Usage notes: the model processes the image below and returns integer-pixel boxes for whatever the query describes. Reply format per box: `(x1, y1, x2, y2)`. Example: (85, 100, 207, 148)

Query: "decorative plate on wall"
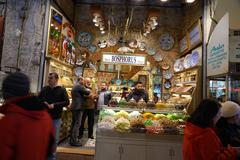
(163, 70, 173, 79)
(183, 54, 191, 69)
(107, 37, 117, 47)
(87, 44, 97, 53)
(153, 53, 163, 62)
(190, 50, 200, 67)
(129, 39, 139, 48)
(147, 47, 156, 56)
(116, 79, 122, 85)
(164, 80, 172, 89)
(138, 41, 146, 51)
(77, 32, 92, 47)
(74, 66, 83, 77)
(162, 63, 170, 70)
(128, 80, 134, 87)
(153, 76, 161, 84)
(174, 59, 181, 72)
(159, 33, 174, 51)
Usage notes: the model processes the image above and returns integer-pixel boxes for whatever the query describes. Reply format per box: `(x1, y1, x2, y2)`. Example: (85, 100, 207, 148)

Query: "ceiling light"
(143, 32, 148, 37)
(93, 18, 98, 23)
(151, 26, 156, 30)
(151, 18, 158, 26)
(55, 27, 58, 30)
(100, 26, 105, 31)
(186, 0, 195, 3)
(161, 0, 168, 2)
(95, 23, 99, 27)
(146, 30, 150, 34)
(101, 30, 105, 34)
(51, 24, 54, 27)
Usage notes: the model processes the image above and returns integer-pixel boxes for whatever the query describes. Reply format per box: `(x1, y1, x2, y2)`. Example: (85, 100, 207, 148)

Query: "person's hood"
(1, 96, 49, 120)
(184, 122, 214, 140)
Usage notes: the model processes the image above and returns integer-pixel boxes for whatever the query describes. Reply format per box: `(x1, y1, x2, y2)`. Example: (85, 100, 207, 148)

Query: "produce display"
(115, 117, 131, 132)
(98, 108, 188, 135)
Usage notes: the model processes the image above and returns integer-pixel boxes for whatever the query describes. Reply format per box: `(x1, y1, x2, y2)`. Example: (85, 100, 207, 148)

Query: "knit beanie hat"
(221, 101, 240, 118)
(2, 72, 30, 99)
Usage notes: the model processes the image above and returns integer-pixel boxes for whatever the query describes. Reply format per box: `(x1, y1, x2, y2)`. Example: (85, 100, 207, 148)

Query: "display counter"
(95, 106, 186, 160)
(96, 127, 183, 160)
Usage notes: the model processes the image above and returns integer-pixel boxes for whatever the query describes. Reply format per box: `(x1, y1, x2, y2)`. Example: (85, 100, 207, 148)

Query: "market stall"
(45, 6, 76, 141)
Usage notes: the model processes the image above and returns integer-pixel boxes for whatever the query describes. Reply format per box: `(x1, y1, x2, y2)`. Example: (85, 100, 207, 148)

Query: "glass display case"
(207, 74, 240, 104)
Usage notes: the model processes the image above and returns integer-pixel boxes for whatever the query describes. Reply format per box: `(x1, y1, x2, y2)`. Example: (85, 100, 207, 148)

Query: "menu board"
(179, 35, 189, 53)
(189, 20, 202, 48)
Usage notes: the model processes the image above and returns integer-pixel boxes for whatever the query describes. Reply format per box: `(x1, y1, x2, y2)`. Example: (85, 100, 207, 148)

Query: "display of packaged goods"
(98, 108, 188, 135)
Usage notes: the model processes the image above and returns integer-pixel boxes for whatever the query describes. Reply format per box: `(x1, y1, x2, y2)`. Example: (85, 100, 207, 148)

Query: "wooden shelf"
(175, 81, 197, 86)
(46, 56, 73, 68)
(174, 66, 199, 74)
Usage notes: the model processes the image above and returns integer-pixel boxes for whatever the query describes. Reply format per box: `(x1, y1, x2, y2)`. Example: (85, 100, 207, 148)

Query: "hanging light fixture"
(186, 0, 195, 3)
(160, 0, 168, 2)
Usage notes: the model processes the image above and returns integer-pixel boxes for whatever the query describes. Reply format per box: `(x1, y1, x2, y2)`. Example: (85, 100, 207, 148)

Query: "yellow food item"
(143, 112, 154, 120)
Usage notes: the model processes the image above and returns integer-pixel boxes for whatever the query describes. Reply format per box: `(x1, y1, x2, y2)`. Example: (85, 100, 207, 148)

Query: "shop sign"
(229, 30, 240, 62)
(102, 53, 146, 66)
(207, 13, 229, 76)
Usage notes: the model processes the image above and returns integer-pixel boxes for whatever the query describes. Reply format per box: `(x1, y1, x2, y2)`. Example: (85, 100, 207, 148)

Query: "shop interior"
(44, 0, 204, 158)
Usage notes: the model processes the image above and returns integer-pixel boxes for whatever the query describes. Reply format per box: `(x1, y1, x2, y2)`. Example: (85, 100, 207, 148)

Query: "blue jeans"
(48, 119, 62, 160)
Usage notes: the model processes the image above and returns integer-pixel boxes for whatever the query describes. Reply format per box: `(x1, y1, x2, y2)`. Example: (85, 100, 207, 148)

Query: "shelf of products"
(171, 66, 202, 113)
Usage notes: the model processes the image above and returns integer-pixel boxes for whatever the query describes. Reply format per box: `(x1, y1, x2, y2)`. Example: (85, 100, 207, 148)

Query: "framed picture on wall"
(138, 75, 148, 89)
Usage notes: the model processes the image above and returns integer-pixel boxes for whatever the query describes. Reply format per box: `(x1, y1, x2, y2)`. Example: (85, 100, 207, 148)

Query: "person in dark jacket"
(183, 99, 238, 160)
(0, 72, 54, 160)
(69, 77, 90, 146)
(79, 78, 97, 139)
(216, 101, 240, 147)
(39, 72, 69, 160)
(126, 81, 149, 103)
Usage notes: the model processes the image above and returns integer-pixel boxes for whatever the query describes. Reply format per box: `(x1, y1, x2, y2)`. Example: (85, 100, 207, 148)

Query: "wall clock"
(159, 33, 174, 51)
(77, 32, 92, 47)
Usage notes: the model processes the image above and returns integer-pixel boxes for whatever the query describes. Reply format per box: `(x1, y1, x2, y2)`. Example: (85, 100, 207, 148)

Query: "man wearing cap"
(39, 72, 69, 160)
(216, 101, 240, 147)
(0, 72, 54, 160)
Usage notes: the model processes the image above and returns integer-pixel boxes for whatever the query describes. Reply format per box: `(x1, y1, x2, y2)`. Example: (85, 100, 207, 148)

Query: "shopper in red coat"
(183, 99, 239, 160)
(0, 72, 54, 160)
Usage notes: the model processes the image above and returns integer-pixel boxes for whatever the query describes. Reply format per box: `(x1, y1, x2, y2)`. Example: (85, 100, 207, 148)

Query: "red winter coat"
(0, 96, 54, 160)
(183, 122, 237, 160)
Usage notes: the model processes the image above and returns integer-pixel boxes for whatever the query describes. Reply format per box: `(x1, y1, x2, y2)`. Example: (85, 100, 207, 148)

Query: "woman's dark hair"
(188, 99, 221, 128)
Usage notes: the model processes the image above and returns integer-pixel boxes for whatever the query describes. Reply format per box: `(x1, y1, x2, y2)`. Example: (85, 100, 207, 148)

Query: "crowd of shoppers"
(2, 72, 240, 160)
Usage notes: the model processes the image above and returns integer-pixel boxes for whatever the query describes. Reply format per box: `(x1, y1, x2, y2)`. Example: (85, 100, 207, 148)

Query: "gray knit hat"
(2, 72, 30, 99)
